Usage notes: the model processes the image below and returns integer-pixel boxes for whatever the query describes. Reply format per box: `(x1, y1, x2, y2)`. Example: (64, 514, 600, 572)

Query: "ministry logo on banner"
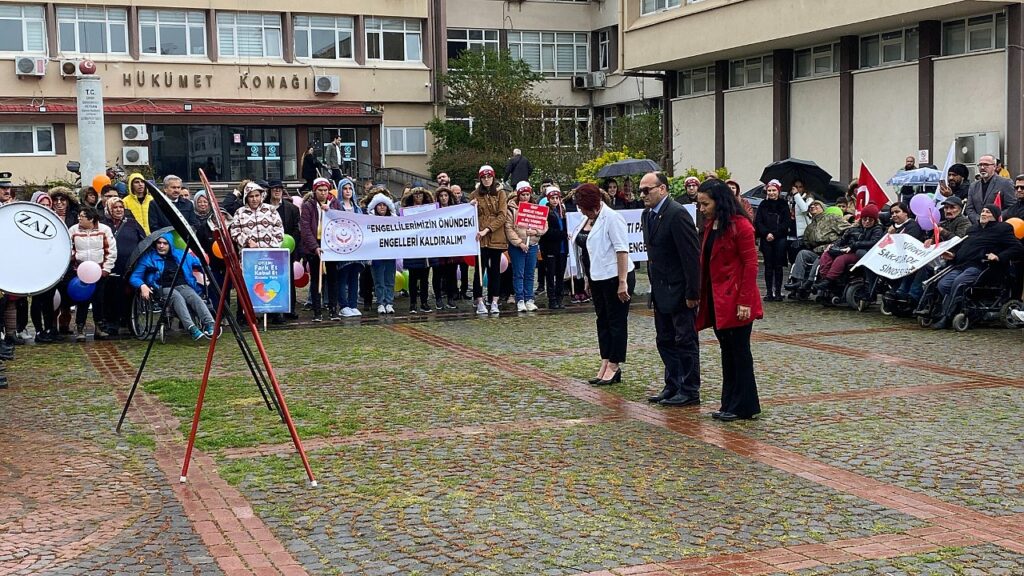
(320, 204, 480, 261)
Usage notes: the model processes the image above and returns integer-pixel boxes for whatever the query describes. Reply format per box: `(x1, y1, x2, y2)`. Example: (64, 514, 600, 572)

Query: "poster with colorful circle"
(241, 248, 292, 314)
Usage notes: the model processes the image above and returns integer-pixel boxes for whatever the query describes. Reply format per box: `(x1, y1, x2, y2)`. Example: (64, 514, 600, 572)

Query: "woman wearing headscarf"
(101, 195, 146, 337)
(571, 183, 635, 386)
(300, 178, 341, 321)
(753, 179, 791, 301)
(695, 180, 763, 422)
(230, 181, 284, 250)
(335, 178, 365, 317)
(470, 165, 508, 315)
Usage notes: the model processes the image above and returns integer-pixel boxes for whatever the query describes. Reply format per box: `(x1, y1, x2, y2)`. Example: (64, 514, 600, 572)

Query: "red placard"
(515, 202, 549, 230)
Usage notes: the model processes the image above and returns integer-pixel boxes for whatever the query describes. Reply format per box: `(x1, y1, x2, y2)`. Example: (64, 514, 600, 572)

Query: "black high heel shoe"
(594, 368, 621, 386)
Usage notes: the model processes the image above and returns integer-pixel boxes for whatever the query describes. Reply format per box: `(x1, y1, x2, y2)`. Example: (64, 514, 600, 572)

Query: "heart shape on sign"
(253, 280, 280, 303)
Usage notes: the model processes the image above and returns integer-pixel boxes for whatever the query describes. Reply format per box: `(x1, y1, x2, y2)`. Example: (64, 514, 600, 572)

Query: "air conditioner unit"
(571, 71, 607, 90)
(122, 146, 150, 165)
(121, 124, 148, 141)
(955, 131, 1001, 166)
(314, 75, 340, 94)
(15, 56, 46, 77)
(59, 59, 81, 78)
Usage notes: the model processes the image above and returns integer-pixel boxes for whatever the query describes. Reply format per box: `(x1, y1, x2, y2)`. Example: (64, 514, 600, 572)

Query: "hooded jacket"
(230, 193, 284, 249)
(832, 221, 885, 254)
(299, 191, 341, 256)
(336, 178, 363, 213)
(367, 193, 396, 217)
(101, 208, 146, 276)
(400, 186, 435, 210)
(128, 235, 204, 293)
(48, 186, 80, 228)
(122, 173, 154, 234)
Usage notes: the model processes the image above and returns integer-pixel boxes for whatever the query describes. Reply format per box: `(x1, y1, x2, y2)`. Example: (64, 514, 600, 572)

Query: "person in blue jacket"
(129, 234, 215, 340)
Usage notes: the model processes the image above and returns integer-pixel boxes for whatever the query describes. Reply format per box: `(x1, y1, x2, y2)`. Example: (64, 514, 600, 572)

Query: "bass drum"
(0, 201, 72, 295)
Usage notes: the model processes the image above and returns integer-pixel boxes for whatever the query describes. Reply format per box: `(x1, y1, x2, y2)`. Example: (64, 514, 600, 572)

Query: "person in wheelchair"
(931, 204, 1024, 330)
(812, 204, 884, 295)
(784, 200, 849, 298)
(129, 235, 215, 341)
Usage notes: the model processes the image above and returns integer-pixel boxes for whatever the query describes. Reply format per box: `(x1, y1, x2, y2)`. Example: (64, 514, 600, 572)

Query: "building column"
(282, 12, 294, 64)
(714, 59, 728, 168)
(355, 16, 366, 66)
(838, 35, 859, 183)
(431, 0, 447, 102)
(1008, 4, 1024, 174)
(772, 48, 793, 161)
(207, 9, 218, 62)
(45, 3, 57, 57)
(128, 6, 139, 60)
(918, 20, 940, 163)
(662, 71, 676, 175)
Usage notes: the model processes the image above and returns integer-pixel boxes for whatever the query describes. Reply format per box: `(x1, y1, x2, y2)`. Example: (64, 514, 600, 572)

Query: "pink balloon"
(500, 253, 509, 273)
(293, 261, 306, 280)
(77, 261, 102, 284)
(53, 291, 61, 309)
(291, 195, 304, 207)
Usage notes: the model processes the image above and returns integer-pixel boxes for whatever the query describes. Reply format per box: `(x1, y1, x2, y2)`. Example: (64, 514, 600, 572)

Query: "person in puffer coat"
(229, 181, 284, 249)
(753, 179, 791, 301)
(68, 206, 117, 340)
(813, 203, 884, 293)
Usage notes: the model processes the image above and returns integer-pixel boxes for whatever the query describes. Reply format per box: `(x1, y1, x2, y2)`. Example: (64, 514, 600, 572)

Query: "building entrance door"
(311, 127, 373, 180)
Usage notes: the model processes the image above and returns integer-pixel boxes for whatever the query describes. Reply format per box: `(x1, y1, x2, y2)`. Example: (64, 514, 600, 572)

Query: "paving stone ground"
(2, 297, 1023, 575)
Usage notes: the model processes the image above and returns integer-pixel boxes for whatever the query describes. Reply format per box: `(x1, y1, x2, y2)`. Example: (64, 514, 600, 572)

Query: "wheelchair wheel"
(131, 292, 150, 340)
(952, 312, 970, 332)
(1000, 300, 1024, 329)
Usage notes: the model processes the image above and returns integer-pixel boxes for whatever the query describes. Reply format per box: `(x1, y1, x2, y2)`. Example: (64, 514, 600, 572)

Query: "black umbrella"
(596, 158, 661, 178)
(126, 226, 175, 275)
(759, 158, 833, 194)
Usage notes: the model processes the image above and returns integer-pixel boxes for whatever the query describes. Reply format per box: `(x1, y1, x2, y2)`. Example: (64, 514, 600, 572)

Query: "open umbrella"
(886, 167, 943, 187)
(126, 226, 175, 276)
(759, 158, 833, 194)
(596, 158, 661, 178)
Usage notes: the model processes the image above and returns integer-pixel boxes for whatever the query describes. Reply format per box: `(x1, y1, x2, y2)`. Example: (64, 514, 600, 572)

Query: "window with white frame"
(385, 127, 426, 154)
(540, 107, 590, 148)
(447, 28, 498, 63)
(598, 29, 610, 71)
(793, 43, 839, 79)
(366, 17, 422, 62)
(57, 6, 128, 54)
(294, 15, 353, 60)
(678, 65, 715, 96)
(0, 125, 54, 156)
(216, 12, 282, 58)
(942, 13, 1007, 56)
(0, 5, 45, 53)
(603, 106, 618, 143)
(641, 0, 681, 16)
(859, 28, 918, 69)
(508, 31, 589, 78)
(139, 10, 206, 56)
(729, 55, 772, 88)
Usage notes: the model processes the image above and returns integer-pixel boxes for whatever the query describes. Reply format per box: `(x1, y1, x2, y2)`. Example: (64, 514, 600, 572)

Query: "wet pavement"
(1, 297, 1023, 575)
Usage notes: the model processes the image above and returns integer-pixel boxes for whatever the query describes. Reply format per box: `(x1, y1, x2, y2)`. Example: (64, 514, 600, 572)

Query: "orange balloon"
(92, 174, 112, 193)
(212, 242, 224, 259)
(1006, 217, 1024, 240)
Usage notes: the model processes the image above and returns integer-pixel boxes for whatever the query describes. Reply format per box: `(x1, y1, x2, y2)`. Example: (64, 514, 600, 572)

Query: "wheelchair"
(130, 284, 216, 343)
(949, 263, 1023, 332)
(814, 264, 871, 311)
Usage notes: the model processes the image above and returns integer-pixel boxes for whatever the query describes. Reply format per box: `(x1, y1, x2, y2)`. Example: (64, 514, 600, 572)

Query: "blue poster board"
(241, 248, 292, 314)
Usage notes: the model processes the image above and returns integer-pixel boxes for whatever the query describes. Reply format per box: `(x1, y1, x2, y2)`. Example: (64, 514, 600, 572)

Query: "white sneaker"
(490, 301, 501, 315)
(517, 300, 527, 312)
(1012, 309, 1024, 322)
(476, 301, 488, 315)
(385, 304, 395, 314)
(525, 300, 538, 311)
(17, 330, 30, 340)
(340, 307, 355, 317)
(351, 308, 362, 316)
(377, 304, 386, 314)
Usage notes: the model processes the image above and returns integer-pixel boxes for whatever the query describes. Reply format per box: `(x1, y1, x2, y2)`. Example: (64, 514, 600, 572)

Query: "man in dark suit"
(639, 171, 702, 406)
(965, 154, 1016, 226)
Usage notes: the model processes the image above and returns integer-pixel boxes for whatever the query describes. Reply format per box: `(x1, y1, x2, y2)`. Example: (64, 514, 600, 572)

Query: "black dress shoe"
(716, 412, 739, 421)
(588, 376, 603, 384)
(594, 368, 622, 386)
(659, 394, 700, 407)
(711, 411, 723, 419)
(647, 389, 672, 403)
(931, 317, 949, 330)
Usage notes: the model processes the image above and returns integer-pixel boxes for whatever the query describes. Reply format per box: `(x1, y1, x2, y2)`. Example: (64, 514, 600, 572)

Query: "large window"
(598, 29, 610, 71)
(384, 127, 427, 154)
(140, 10, 206, 56)
(0, 5, 45, 53)
(539, 108, 590, 149)
(366, 17, 422, 62)
(57, 6, 128, 54)
(508, 31, 589, 78)
(729, 55, 772, 88)
(216, 12, 282, 58)
(447, 28, 498, 63)
(942, 13, 1007, 56)
(294, 15, 353, 60)
(860, 28, 918, 69)
(793, 43, 839, 79)
(0, 125, 54, 156)
(678, 65, 715, 96)
(641, 0, 680, 16)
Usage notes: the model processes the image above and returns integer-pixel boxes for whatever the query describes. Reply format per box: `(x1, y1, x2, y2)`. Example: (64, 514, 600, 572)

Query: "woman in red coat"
(695, 180, 764, 421)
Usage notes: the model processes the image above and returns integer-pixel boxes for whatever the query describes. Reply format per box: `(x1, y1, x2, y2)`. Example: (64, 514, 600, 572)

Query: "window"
(57, 6, 127, 54)
(641, 0, 680, 16)
(0, 125, 54, 156)
(729, 55, 772, 88)
(0, 5, 45, 53)
(540, 108, 590, 148)
(508, 31, 589, 77)
(294, 15, 353, 60)
(943, 13, 1007, 56)
(366, 17, 422, 62)
(793, 43, 839, 79)
(678, 65, 715, 96)
(598, 29, 610, 71)
(603, 106, 618, 143)
(217, 12, 282, 58)
(139, 10, 206, 56)
(859, 28, 918, 69)
(384, 127, 426, 154)
(447, 28, 498, 63)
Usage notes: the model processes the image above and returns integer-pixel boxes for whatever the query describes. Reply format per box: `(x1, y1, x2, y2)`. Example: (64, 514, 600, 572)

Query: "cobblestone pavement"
(1, 298, 1023, 575)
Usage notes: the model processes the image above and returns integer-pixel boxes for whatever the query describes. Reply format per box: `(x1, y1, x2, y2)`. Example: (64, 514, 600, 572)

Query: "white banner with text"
(320, 204, 480, 261)
(853, 233, 964, 279)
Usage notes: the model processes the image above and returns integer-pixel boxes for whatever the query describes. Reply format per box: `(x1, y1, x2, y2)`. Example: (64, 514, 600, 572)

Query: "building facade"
(623, 0, 1024, 190)
(0, 0, 656, 186)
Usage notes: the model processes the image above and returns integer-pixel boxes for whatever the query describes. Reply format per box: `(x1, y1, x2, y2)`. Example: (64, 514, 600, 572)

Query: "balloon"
(463, 256, 476, 267)
(281, 234, 296, 253)
(212, 242, 224, 259)
(917, 213, 935, 231)
(76, 261, 102, 284)
(394, 271, 407, 292)
(824, 206, 843, 217)
(294, 273, 309, 288)
(292, 195, 304, 207)
(930, 206, 941, 224)
(500, 253, 509, 273)
(456, 267, 461, 281)
(53, 291, 61, 309)
(909, 193, 933, 216)
(171, 231, 187, 250)
(92, 174, 111, 194)
(67, 277, 96, 303)
(539, 197, 549, 206)
(396, 258, 404, 272)
(1007, 217, 1024, 240)
(293, 261, 306, 280)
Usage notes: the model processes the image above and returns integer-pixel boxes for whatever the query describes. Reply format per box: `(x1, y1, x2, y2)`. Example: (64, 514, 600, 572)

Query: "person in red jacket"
(695, 180, 763, 422)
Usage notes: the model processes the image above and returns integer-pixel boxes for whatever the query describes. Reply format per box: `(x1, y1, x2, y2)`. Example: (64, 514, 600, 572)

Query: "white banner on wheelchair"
(853, 233, 964, 280)
(319, 204, 480, 261)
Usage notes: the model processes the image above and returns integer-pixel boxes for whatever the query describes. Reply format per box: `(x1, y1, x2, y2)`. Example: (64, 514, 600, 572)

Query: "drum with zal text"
(0, 201, 72, 295)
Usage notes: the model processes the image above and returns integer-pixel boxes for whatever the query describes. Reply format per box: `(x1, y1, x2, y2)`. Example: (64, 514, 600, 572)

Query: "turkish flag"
(856, 162, 896, 215)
